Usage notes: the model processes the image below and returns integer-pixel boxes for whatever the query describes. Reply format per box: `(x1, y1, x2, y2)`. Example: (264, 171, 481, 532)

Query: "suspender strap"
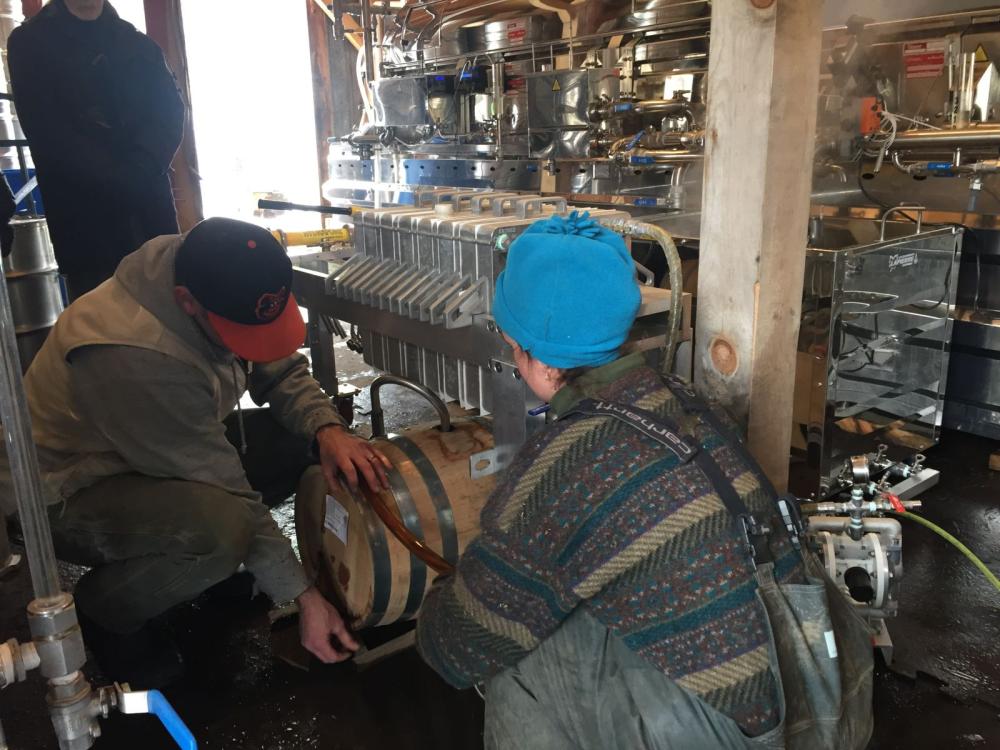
(663, 375, 804, 549)
(688, 441, 774, 568)
(663, 375, 778, 488)
(566, 399, 699, 464)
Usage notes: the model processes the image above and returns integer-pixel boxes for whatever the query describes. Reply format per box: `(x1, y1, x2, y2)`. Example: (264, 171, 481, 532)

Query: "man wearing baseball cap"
(0, 217, 387, 686)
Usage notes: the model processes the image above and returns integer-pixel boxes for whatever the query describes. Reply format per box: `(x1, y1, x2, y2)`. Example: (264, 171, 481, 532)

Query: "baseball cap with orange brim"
(175, 217, 306, 363)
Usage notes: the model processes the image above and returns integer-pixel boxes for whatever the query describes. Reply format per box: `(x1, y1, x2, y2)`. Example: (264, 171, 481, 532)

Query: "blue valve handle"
(147, 691, 197, 750)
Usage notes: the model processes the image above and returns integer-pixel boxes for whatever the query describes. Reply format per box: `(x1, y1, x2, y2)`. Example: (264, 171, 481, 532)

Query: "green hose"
(888, 510, 1000, 593)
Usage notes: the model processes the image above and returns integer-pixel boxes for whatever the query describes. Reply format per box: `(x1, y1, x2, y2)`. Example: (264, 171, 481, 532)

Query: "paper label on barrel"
(324, 495, 349, 546)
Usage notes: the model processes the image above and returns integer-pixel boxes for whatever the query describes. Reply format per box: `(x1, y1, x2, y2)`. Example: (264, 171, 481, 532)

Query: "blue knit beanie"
(493, 211, 641, 369)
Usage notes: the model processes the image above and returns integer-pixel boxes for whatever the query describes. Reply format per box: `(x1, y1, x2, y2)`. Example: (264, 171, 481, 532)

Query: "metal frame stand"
(890, 467, 940, 501)
(0, 513, 19, 579)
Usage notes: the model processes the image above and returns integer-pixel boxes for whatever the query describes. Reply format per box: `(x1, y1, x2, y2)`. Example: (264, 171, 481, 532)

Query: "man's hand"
(296, 586, 360, 663)
(316, 424, 391, 495)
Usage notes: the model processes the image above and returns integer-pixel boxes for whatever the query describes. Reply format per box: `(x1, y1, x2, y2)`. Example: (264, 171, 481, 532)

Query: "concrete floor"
(2, 342, 999, 749)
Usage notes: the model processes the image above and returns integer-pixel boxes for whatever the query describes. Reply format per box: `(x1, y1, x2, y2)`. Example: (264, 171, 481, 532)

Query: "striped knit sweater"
(416, 353, 805, 736)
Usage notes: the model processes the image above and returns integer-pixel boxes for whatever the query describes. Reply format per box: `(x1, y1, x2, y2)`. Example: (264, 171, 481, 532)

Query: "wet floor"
(2, 344, 998, 748)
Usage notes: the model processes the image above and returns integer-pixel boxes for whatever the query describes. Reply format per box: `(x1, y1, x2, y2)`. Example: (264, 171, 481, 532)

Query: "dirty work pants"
(47, 408, 312, 634)
(484, 607, 784, 750)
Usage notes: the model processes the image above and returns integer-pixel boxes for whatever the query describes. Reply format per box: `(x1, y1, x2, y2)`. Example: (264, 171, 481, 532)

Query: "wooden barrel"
(296, 417, 495, 628)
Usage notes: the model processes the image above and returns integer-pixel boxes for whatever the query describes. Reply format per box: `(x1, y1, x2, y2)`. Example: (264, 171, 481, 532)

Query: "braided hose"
(887, 509, 1000, 593)
(603, 219, 684, 375)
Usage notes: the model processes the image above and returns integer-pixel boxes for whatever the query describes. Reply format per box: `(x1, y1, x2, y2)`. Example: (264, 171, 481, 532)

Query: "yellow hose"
(889, 509, 1000, 593)
(271, 228, 351, 247)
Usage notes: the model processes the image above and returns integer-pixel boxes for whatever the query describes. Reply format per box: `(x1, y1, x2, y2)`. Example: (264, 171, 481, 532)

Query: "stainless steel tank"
(7, 271, 62, 334)
(469, 14, 560, 52)
(3, 218, 63, 372)
(619, 0, 709, 27)
(792, 218, 962, 498)
(422, 21, 469, 61)
(3, 218, 56, 275)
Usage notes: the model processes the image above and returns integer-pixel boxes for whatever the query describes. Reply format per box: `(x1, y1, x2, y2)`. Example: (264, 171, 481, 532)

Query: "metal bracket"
(470, 448, 501, 479)
(888, 467, 940, 501)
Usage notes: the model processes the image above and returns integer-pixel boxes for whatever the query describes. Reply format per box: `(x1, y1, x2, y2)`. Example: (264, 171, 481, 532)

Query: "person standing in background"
(8, 0, 185, 301)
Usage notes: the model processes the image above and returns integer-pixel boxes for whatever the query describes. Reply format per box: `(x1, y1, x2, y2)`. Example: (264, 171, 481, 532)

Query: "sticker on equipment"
(824, 630, 838, 659)
(325, 495, 349, 545)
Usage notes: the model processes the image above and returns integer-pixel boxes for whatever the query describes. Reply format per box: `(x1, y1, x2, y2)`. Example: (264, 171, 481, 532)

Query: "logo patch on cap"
(255, 287, 288, 322)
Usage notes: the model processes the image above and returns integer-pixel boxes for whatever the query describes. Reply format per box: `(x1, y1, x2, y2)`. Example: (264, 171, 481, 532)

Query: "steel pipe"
(369, 374, 452, 439)
(640, 130, 704, 150)
(622, 150, 705, 165)
(383, 18, 710, 73)
(596, 100, 696, 127)
(0, 274, 59, 600)
(360, 0, 375, 86)
(634, 100, 695, 119)
(891, 149, 1000, 178)
(892, 126, 1000, 149)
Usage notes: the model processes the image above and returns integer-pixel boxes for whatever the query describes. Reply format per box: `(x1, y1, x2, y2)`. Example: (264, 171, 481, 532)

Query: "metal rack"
(0, 92, 38, 217)
(379, 15, 711, 76)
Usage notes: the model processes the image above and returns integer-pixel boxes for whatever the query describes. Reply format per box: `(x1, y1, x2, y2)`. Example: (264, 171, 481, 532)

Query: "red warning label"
(903, 40, 946, 79)
(507, 19, 527, 43)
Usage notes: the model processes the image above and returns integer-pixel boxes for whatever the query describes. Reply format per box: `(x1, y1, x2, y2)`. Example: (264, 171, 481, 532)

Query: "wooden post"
(694, 0, 823, 491)
(306, 0, 337, 204)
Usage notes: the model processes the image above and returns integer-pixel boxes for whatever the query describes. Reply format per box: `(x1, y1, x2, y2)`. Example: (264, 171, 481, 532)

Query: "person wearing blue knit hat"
(417, 213, 826, 749)
(493, 210, 641, 372)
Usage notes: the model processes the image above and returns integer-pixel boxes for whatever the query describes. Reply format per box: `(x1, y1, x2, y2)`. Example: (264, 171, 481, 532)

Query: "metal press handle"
(879, 204, 925, 241)
(491, 196, 519, 217)
(472, 192, 517, 215)
(451, 194, 479, 212)
(452, 193, 498, 214)
(256, 199, 353, 216)
(416, 189, 458, 207)
(515, 197, 568, 218)
(369, 374, 452, 438)
(453, 192, 505, 213)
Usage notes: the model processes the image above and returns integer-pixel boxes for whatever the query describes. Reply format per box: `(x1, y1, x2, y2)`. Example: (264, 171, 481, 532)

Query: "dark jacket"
(8, 0, 185, 276)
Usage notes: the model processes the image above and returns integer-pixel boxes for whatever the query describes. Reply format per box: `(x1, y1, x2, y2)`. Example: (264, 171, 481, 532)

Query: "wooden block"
(353, 630, 416, 670)
(270, 616, 312, 672)
(989, 452, 1000, 472)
